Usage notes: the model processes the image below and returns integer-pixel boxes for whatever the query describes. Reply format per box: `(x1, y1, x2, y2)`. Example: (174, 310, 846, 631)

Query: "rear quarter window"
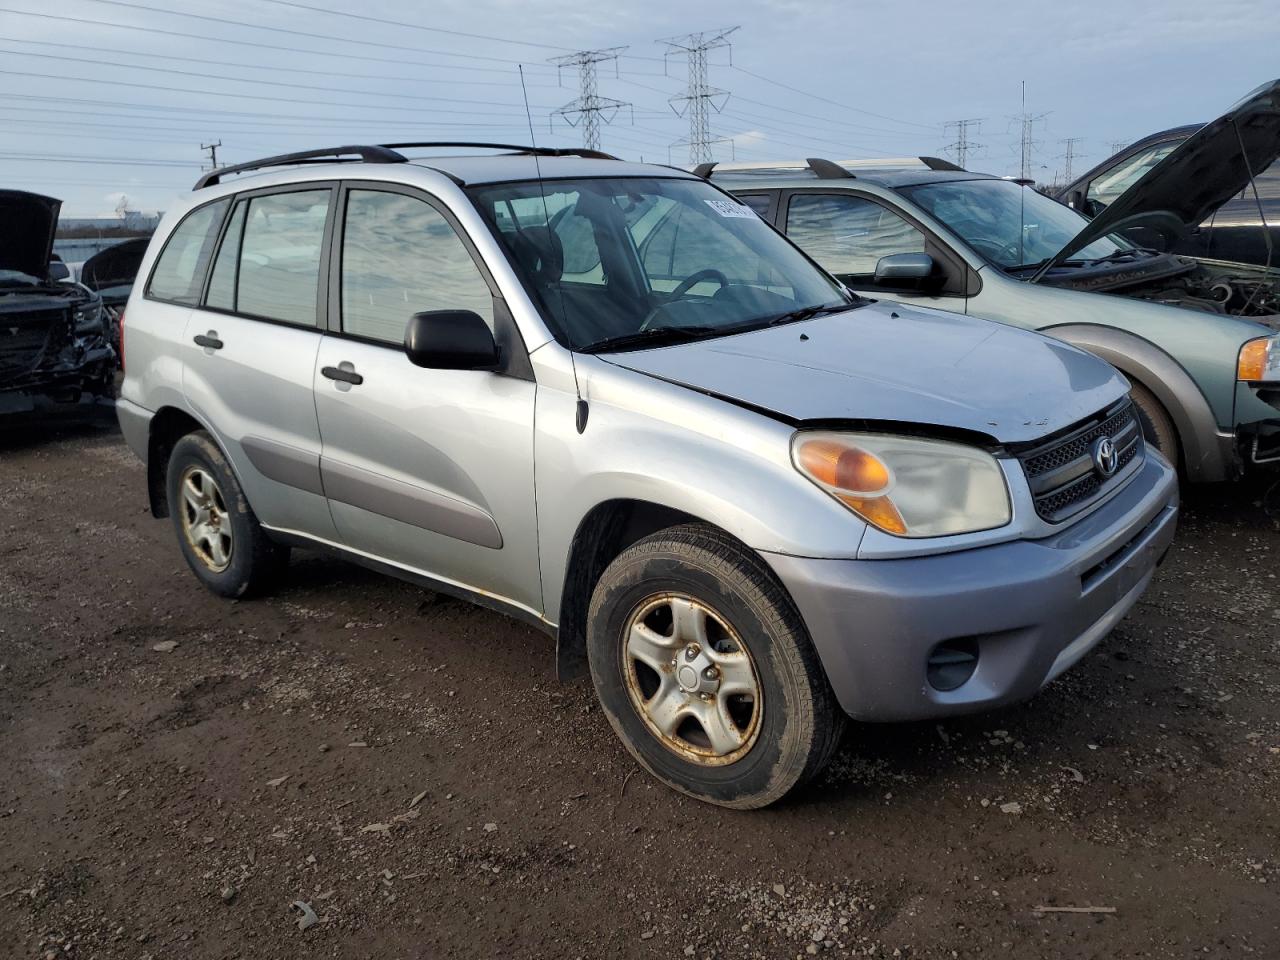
(145, 199, 230, 304)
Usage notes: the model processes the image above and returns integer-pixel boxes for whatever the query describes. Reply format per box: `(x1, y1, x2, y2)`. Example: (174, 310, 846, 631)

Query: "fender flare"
(1042, 323, 1234, 481)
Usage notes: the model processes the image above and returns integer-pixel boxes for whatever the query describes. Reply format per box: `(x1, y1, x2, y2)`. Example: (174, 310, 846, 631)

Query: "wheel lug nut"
(699, 692, 712, 701)
(703, 667, 719, 680)
(685, 644, 700, 660)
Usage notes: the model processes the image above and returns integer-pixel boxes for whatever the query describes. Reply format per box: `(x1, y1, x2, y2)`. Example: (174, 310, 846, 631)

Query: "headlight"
(791, 432, 1011, 538)
(1238, 335, 1280, 383)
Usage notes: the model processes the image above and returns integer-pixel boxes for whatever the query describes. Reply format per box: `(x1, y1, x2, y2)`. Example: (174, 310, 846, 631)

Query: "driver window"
(785, 194, 925, 281)
(1085, 141, 1178, 215)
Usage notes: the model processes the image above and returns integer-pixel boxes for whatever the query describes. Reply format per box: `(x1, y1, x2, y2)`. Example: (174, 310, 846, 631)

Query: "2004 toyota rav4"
(116, 143, 1178, 808)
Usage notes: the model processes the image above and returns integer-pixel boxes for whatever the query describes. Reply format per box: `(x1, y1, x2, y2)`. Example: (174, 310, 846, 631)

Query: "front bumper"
(764, 453, 1179, 722)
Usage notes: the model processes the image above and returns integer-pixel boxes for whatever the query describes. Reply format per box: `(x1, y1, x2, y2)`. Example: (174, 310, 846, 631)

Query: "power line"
(0, 37, 562, 88)
(549, 48, 632, 152)
(251, 0, 571, 51)
(0, 5, 561, 71)
(942, 118, 984, 168)
(659, 27, 739, 164)
(729, 65, 938, 132)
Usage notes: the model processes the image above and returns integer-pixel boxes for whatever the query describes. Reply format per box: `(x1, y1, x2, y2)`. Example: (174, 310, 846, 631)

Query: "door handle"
(321, 364, 364, 386)
(193, 332, 223, 350)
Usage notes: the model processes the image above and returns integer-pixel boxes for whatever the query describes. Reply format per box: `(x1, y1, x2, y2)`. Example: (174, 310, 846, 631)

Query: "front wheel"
(586, 524, 844, 809)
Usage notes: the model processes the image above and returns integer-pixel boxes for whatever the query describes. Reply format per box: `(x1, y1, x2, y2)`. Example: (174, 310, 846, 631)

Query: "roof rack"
(691, 161, 717, 179)
(194, 145, 403, 190)
(806, 157, 855, 179)
(193, 141, 621, 190)
(919, 156, 965, 172)
(697, 156, 968, 181)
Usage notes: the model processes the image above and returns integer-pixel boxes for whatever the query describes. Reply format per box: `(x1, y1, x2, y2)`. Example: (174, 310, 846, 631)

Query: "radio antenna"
(519, 64, 588, 434)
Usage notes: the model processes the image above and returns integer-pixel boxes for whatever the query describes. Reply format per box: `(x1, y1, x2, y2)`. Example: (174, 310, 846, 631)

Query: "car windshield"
(899, 178, 1133, 270)
(468, 177, 853, 350)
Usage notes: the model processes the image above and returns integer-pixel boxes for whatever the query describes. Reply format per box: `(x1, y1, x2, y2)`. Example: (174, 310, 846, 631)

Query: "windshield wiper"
(763, 302, 860, 328)
(578, 325, 720, 354)
(1087, 248, 1158, 265)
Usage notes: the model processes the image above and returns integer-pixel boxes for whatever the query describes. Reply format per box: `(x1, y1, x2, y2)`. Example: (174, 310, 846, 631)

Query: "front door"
(312, 185, 541, 616)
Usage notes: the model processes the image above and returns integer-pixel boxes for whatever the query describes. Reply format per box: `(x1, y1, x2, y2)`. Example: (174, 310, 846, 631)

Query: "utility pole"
(1010, 81, 1048, 180)
(1059, 137, 1083, 183)
(942, 118, 983, 168)
(548, 48, 632, 152)
(658, 26, 739, 164)
(201, 140, 222, 171)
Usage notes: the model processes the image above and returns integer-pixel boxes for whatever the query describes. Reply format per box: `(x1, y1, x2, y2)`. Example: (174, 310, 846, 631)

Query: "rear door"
(182, 184, 338, 540)
(780, 190, 972, 311)
(312, 183, 540, 615)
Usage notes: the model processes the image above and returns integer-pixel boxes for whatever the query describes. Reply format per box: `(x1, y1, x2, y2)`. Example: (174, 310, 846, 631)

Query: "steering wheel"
(968, 237, 1024, 263)
(639, 269, 729, 330)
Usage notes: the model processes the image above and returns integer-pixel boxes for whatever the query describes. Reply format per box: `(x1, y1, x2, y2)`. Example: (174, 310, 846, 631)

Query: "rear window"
(146, 199, 229, 304)
(235, 190, 330, 326)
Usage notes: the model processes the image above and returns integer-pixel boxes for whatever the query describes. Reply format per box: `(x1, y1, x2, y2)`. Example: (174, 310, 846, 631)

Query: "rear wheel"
(166, 430, 288, 598)
(1129, 381, 1179, 468)
(586, 524, 844, 809)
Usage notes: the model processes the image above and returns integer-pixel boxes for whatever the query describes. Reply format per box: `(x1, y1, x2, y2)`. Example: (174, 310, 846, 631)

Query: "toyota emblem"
(1092, 435, 1119, 478)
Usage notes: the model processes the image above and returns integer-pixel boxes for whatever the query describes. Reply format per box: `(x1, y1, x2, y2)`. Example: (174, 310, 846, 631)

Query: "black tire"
(586, 523, 844, 809)
(166, 430, 288, 598)
(1129, 381, 1179, 468)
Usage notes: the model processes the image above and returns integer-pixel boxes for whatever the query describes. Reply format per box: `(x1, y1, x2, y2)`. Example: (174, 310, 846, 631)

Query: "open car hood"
(1035, 78, 1280, 278)
(80, 237, 149, 292)
(0, 190, 61, 279)
(605, 302, 1128, 445)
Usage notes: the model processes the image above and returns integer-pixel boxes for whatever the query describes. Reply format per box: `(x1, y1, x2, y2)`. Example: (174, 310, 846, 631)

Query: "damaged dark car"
(1, 190, 116, 415)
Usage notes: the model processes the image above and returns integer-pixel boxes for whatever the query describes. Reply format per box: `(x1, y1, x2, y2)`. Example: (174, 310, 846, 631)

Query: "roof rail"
(691, 161, 717, 179)
(806, 157, 855, 179)
(193, 141, 624, 191)
(919, 156, 965, 172)
(194, 145, 405, 190)
(381, 142, 619, 161)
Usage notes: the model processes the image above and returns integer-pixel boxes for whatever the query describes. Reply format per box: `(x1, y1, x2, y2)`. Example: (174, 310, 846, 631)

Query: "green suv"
(710, 79, 1280, 482)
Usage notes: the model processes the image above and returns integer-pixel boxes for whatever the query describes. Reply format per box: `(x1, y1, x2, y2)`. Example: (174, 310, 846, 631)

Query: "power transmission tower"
(201, 140, 222, 170)
(548, 47, 632, 152)
(1009, 81, 1048, 180)
(1059, 137, 1083, 183)
(942, 118, 984, 168)
(1109, 139, 1127, 155)
(658, 26, 739, 164)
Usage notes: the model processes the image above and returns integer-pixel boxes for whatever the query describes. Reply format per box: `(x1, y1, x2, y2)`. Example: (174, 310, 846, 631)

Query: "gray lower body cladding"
(765, 454, 1179, 722)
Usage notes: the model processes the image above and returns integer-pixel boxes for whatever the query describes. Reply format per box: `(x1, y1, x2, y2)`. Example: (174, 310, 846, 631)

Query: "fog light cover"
(927, 637, 979, 691)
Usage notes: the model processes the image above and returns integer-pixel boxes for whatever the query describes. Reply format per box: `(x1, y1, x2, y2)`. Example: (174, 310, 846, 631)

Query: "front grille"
(1018, 401, 1144, 523)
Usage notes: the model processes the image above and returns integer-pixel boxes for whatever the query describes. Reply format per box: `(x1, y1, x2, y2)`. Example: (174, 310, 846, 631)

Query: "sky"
(2, 0, 1278, 217)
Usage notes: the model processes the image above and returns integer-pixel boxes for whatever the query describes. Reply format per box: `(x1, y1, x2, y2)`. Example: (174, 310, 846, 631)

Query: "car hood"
(604, 302, 1128, 444)
(1036, 78, 1280, 276)
(80, 237, 149, 292)
(0, 190, 61, 279)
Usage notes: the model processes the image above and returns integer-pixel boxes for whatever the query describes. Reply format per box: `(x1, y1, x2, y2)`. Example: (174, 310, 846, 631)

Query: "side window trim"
(194, 181, 338, 331)
(143, 197, 231, 307)
(779, 188, 979, 298)
(325, 180, 532, 378)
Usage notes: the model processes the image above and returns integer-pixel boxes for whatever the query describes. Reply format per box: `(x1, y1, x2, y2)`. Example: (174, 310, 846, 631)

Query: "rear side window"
(340, 189, 493, 345)
(786, 194, 926, 279)
(235, 190, 330, 326)
(146, 199, 228, 304)
(205, 199, 246, 312)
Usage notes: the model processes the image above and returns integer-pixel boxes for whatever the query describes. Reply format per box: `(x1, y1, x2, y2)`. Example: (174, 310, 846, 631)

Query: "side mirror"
(874, 253, 934, 286)
(404, 310, 500, 371)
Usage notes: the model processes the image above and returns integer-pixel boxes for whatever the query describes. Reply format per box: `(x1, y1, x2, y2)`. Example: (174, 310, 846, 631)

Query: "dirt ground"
(0, 409, 1277, 960)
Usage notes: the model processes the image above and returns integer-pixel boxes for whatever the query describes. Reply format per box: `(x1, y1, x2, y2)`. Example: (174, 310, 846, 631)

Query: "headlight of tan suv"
(1238, 335, 1280, 383)
(792, 432, 1012, 538)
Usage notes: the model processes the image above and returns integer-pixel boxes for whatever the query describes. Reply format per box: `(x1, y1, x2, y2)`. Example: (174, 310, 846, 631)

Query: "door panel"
(183, 313, 335, 539)
(314, 185, 541, 614)
(313, 338, 539, 611)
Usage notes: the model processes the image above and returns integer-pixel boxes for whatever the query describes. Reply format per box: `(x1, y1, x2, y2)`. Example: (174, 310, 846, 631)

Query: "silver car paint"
(606, 301, 1129, 444)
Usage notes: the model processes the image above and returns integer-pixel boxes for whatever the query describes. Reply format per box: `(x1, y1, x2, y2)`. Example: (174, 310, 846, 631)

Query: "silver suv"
(117, 143, 1179, 808)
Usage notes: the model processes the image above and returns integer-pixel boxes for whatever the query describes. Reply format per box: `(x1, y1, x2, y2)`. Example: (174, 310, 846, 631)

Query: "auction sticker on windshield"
(705, 199, 757, 218)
